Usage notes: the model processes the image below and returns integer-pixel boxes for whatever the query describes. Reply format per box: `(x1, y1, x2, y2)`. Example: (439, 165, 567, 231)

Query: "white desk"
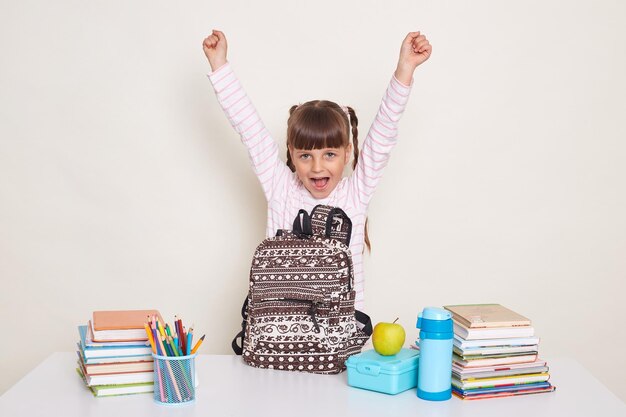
(0, 353, 624, 417)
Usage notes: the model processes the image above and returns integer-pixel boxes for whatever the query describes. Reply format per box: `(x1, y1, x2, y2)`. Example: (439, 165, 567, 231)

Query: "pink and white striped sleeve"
(350, 74, 412, 207)
(207, 63, 287, 201)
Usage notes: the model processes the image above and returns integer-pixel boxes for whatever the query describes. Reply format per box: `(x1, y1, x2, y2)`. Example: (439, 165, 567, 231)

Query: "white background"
(1, 0, 624, 402)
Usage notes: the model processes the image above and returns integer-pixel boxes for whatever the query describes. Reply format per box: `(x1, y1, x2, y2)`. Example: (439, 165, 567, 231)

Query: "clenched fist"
(395, 32, 432, 85)
(203, 29, 228, 72)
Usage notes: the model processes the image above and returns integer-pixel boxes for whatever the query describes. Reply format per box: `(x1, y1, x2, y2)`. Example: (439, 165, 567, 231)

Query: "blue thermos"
(416, 307, 453, 401)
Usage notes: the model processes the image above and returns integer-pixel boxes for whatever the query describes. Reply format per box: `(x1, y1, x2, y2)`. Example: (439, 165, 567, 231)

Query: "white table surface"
(1, 353, 624, 417)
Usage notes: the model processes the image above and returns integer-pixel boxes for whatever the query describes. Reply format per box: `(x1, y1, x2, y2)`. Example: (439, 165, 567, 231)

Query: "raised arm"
(203, 30, 288, 202)
(351, 32, 432, 207)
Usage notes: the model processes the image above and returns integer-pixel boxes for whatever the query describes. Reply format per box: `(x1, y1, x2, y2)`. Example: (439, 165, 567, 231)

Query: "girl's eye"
(299, 154, 311, 160)
(325, 152, 336, 158)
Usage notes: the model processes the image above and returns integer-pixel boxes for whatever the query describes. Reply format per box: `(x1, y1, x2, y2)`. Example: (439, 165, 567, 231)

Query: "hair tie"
(341, 106, 350, 117)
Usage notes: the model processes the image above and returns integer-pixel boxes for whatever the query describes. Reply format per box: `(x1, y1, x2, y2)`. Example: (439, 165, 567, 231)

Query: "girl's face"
(289, 145, 352, 199)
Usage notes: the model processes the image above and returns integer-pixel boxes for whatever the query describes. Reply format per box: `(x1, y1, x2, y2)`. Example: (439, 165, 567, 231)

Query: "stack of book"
(76, 310, 161, 397)
(443, 304, 556, 400)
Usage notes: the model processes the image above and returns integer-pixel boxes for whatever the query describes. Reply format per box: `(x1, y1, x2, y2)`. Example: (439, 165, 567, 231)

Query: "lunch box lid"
(346, 348, 419, 376)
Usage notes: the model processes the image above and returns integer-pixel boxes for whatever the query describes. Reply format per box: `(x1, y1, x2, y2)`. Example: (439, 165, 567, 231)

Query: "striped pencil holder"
(152, 353, 197, 406)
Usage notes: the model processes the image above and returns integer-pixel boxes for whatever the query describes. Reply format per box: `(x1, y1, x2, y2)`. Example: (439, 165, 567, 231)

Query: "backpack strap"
(292, 209, 313, 239)
(355, 309, 373, 336)
(311, 205, 352, 245)
(231, 297, 248, 355)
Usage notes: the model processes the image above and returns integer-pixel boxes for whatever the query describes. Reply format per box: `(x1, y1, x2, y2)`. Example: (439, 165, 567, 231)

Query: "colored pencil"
(178, 319, 186, 354)
(162, 336, 174, 356)
(158, 335, 182, 401)
(191, 335, 205, 354)
(168, 336, 180, 357)
(180, 319, 187, 352)
(155, 357, 166, 401)
(162, 348, 182, 400)
(157, 318, 166, 338)
(174, 318, 180, 348)
(187, 328, 193, 356)
(144, 323, 156, 354)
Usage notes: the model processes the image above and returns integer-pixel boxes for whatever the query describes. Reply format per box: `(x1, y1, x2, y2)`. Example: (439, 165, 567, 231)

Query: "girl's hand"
(395, 31, 432, 85)
(203, 29, 228, 72)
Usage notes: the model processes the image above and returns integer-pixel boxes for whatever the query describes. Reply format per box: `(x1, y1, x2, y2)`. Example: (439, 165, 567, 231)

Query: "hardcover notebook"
(453, 322, 535, 340)
(78, 325, 152, 360)
(452, 372, 550, 390)
(452, 381, 555, 400)
(76, 368, 154, 397)
(453, 335, 540, 349)
(452, 358, 548, 378)
(444, 304, 531, 328)
(91, 310, 162, 342)
(452, 353, 539, 368)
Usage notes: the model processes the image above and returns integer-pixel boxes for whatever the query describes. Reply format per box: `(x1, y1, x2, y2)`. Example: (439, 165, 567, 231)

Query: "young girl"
(203, 30, 431, 310)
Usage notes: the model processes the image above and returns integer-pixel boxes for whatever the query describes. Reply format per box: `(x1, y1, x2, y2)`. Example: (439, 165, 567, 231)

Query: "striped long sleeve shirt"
(208, 63, 412, 309)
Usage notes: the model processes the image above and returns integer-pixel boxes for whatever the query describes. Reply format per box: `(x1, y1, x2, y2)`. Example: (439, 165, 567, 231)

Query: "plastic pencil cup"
(152, 353, 197, 406)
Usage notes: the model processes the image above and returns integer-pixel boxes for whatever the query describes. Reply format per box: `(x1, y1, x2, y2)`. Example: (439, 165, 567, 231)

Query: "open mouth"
(311, 177, 329, 190)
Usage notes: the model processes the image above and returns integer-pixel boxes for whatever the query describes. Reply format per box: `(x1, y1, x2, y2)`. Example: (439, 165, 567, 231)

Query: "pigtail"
(346, 106, 370, 253)
(286, 104, 299, 172)
(346, 106, 359, 170)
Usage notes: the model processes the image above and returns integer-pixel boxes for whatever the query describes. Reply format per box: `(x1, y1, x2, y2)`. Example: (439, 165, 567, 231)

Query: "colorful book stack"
(443, 304, 556, 400)
(76, 310, 161, 397)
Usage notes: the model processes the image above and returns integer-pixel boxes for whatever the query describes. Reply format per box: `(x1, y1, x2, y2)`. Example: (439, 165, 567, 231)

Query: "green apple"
(372, 318, 406, 356)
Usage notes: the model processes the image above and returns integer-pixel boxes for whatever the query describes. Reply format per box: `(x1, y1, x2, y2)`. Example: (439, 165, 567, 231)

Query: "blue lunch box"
(345, 348, 420, 395)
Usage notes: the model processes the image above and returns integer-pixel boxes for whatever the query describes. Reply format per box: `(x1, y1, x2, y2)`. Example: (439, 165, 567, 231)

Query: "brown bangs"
(287, 101, 349, 150)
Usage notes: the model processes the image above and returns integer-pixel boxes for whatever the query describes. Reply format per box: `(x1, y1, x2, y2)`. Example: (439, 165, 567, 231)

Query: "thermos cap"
(419, 307, 452, 321)
(416, 307, 453, 335)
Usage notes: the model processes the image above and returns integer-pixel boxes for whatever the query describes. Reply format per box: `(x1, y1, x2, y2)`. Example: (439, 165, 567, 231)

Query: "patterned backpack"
(232, 205, 372, 374)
